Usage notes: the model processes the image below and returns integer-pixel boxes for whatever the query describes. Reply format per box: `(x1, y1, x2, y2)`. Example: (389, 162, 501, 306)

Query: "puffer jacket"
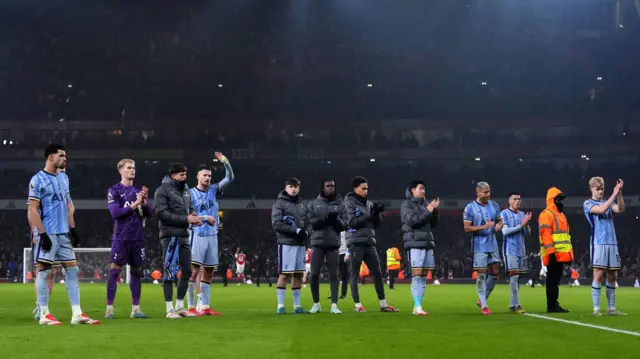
(401, 187, 439, 250)
(271, 191, 308, 246)
(154, 175, 194, 239)
(306, 194, 348, 248)
(344, 192, 381, 247)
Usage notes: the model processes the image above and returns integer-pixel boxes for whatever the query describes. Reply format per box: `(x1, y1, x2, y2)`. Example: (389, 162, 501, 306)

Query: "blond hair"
(117, 158, 135, 170)
(476, 181, 490, 190)
(589, 176, 604, 189)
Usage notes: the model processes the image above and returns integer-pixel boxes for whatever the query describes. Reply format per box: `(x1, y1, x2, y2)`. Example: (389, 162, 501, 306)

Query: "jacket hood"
(317, 193, 342, 202)
(278, 190, 301, 203)
(161, 175, 182, 188)
(545, 187, 564, 212)
(162, 175, 187, 190)
(405, 187, 426, 202)
(345, 191, 366, 203)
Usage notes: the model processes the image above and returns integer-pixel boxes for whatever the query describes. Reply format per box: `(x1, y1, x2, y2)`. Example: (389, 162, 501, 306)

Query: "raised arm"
(613, 191, 625, 214)
(215, 152, 235, 193)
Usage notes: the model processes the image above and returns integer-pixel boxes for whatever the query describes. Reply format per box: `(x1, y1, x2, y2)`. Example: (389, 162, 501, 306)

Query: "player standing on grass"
(463, 181, 503, 316)
(185, 152, 234, 316)
(401, 180, 440, 316)
(154, 163, 204, 319)
(235, 248, 246, 285)
(306, 180, 348, 314)
(500, 192, 532, 314)
(104, 159, 153, 319)
(31, 168, 66, 321)
(303, 248, 311, 288)
(271, 177, 309, 314)
(29, 143, 99, 325)
(345, 176, 399, 313)
(583, 177, 626, 316)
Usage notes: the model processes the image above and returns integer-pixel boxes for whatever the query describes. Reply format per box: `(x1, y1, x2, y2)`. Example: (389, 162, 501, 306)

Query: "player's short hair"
(351, 176, 368, 189)
(476, 181, 490, 190)
(117, 158, 135, 170)
(198, 164, 212, 172)
(285, 177, 300, 187)
(44, 143, 66, 159)
(169, 163, 188, 175)
(508, 192, 520, 198)
(408, 180, 425, 190)
(589, 176, 604, 189)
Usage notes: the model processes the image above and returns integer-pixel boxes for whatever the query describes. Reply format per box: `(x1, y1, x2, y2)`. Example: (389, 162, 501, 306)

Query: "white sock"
(132, 305, 140, 312)
(277, 303, 285, 309)
(355, 302, 362, 308)
(165, 301, 174, 313)
(175, 299, 184, 309)
(379, 299, 387, 308)
(332, 303, 338, 308)
(314, 302, 320, 306)
(40, 305, 50, 316)
(106, 305, 114, 311)
(71, 305, 82, 317)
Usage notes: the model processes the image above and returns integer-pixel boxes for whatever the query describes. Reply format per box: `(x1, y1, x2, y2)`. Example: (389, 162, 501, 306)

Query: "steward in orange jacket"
(538, 187, 573, 313)
(386, 246, 401, 290)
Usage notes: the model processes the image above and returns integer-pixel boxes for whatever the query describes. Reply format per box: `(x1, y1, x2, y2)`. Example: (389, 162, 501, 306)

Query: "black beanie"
(169, 163, 188, 175)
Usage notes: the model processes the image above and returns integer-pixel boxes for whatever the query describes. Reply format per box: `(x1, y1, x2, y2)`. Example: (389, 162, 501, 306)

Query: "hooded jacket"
(306, 193, 348, 248)
(271, 191, 308, 246)
(344, 192, 381, 247)
(154, 175, 194, 239)
(401, 187, 439, 250)
(538, 187, 573, 265)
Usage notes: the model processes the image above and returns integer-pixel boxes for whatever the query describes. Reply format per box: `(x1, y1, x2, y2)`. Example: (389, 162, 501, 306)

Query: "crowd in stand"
(2, 209, 638, 283)
(1, 1, 639, 122)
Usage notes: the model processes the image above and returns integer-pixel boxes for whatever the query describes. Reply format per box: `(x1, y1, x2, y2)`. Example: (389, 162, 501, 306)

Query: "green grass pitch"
(1, 283, 639, 359)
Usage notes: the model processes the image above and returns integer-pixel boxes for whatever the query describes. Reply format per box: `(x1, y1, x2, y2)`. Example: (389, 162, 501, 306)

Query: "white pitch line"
(524, 313, 640, 337)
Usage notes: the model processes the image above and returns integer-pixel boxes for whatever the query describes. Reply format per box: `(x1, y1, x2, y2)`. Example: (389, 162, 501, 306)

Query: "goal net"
(22, 247, 130, 284)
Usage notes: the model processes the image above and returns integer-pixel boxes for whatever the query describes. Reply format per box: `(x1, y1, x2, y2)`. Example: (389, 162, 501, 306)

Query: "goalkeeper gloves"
(40, 233, 52, 252)
(70, 228, 80, 247)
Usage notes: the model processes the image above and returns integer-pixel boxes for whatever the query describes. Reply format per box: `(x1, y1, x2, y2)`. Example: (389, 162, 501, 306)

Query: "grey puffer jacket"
(154, 176, 194, 239)
(344, 192, 381, 247)
(400, 187, 439, 250)
(306, 194, 348, 249)
(271, 191, 308, 246)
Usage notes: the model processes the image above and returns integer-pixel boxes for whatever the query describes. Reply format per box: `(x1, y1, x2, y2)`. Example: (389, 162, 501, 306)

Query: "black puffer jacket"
(400, 187, 439, 250)
(344, 192, 381, 247)
(154, 175, 194, 239)
(306, 194, 348, 248)
(271, 191, 308, 246)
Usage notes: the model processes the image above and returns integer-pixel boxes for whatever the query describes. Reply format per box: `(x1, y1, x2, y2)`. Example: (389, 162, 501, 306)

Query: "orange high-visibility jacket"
(360, 263, 370, 277)
(538, 187, 574, 266)
(386, 247, 401, 270)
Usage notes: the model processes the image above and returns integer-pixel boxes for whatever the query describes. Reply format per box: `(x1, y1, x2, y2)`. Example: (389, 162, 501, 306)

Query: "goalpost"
(23, 247, 131, 284)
